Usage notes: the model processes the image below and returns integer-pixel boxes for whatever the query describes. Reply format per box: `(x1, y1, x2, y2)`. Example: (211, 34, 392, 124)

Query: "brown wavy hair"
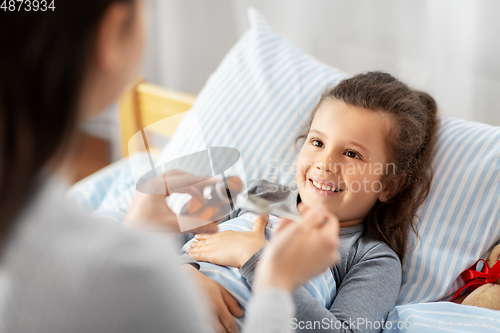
(297, 72, 439, 261)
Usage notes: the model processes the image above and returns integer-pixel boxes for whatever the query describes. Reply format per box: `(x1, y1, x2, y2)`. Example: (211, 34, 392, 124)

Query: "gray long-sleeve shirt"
(0, 176, 294, 333)
(232, 180, 402, 333)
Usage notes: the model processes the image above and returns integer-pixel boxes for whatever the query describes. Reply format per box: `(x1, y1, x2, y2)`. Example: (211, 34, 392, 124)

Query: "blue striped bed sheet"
(382, 302, 500, 333)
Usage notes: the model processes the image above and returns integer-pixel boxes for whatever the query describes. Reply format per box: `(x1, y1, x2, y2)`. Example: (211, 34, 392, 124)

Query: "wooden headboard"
(118, 81, 196, 157)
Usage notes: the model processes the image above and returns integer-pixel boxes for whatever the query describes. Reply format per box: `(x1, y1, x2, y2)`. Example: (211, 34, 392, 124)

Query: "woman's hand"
(184, 265, 243, 333)
(123, 169, 219, 234)
(187, 214, 269, 268)
(253, 205, 340, 293)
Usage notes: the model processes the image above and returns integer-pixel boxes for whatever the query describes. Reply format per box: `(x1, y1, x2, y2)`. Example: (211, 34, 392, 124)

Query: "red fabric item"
(451, 259, 500, 301)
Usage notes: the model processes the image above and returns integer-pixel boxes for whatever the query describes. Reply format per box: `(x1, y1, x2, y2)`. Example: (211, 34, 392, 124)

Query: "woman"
(0, 1, 340, 333)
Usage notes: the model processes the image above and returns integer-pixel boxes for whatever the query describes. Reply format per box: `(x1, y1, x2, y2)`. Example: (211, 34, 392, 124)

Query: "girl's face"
(296, 99, 394, 227)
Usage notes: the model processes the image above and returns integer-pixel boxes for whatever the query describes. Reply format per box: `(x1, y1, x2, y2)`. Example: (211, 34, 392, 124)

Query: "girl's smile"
(308, 177, 344, 196)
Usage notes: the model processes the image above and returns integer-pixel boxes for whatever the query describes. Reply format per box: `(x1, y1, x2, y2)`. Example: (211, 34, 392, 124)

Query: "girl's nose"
(315, 157, 333, 174)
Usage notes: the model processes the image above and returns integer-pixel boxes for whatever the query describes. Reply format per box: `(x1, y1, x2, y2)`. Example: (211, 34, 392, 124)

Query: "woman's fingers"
(213, 285, 241, 333)
(275, 218, 294, 234)
(301, 206, 330, 227)
(217, 305, 240, 333)
(163, 169, 213, 196)
(321, 211, 339, 238)
(319, 222, 340, 264)
(297, 202, 310, 214)
(123, 191, 179, 230)
(187, 266, 240, 333)
(252, 214, 269, 234)
(177, 215, 220, 234)
(218, 314, 240, 333)
(213, 321, 228, 333)
(252, 205, 340, 294)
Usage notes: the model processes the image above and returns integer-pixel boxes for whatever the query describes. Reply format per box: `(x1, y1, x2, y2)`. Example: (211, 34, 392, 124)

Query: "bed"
(68, 8, 500, 333)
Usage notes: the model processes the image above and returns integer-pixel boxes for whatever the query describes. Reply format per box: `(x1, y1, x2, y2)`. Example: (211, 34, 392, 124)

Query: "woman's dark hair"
(297, 72, 439, 261)
(0, 1, 134, 247)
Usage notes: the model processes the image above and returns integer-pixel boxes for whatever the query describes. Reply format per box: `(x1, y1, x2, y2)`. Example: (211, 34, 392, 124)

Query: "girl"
(0, 1, 340, 333)
(187, 71, 439, 332)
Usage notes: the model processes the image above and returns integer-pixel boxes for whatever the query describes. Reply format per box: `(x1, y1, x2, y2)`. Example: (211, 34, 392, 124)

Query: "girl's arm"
(240, 245, 401, 333)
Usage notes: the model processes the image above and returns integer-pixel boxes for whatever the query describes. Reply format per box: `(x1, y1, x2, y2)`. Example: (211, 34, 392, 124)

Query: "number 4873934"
(1, 0, 56, 11)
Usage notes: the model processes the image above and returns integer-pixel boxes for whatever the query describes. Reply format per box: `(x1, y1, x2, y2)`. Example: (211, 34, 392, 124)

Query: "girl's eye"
(311, 139, 324, 148)
(344, 150, 362, 159)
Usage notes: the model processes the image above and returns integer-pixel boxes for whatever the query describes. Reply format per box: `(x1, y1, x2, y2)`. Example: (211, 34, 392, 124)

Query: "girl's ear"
(378, 174, 405, 202)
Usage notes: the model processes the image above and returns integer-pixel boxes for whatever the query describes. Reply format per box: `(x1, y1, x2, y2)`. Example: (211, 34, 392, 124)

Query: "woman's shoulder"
(7, 180, 184, 290)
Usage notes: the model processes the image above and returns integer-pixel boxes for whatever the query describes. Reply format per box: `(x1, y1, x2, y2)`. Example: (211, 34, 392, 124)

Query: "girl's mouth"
(308, 178, 343, 196)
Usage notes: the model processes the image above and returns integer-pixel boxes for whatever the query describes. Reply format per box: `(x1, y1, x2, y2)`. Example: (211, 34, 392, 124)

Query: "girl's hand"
(187, 214, 269, 268)
(253, 206, 340, 293)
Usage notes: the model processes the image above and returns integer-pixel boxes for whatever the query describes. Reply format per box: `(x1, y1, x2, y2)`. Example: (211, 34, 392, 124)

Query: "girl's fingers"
(190, 250, 213, 263)
(187, 240, 213, 261)
(189, 240, 205, 248)
(186, 247, 201, 260)
(252, 214, 269, 234)
(195, 233, 213, 241)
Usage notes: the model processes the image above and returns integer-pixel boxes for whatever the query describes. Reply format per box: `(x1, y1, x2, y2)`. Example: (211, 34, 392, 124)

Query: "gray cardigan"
(0, 176, 293, 333)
